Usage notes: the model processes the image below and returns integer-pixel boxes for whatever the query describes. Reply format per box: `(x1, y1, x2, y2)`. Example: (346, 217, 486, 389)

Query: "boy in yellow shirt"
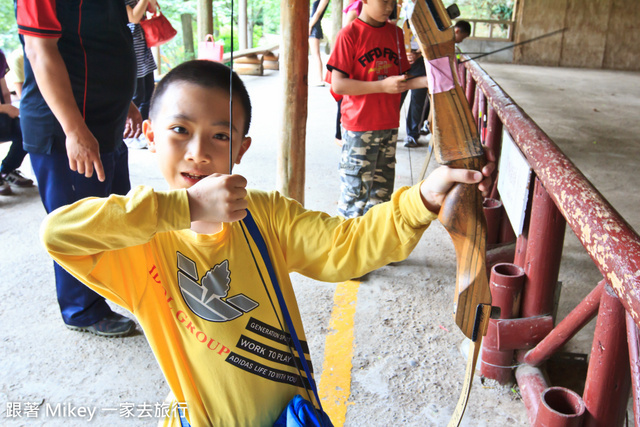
(41, 60, 494, 426)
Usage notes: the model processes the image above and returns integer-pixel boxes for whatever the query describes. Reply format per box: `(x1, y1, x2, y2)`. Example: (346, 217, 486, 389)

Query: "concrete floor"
(1, 61, 638, 426)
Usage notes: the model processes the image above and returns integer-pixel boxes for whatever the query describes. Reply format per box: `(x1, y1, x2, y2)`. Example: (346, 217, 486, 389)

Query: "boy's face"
(144, 82, 251, 190)
(362, 0, 396, 25)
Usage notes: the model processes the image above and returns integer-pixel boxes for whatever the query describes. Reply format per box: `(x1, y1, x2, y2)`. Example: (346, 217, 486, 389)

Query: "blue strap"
(178, 407, 190, 427)
(242, 210, 325, 414)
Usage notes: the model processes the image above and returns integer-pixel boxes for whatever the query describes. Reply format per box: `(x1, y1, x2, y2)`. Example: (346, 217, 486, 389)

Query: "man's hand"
(65, 126, 105, 181)
(186, 174, 249, 224)
(123, 102, 142, 139)
(420, 149, 496, 213)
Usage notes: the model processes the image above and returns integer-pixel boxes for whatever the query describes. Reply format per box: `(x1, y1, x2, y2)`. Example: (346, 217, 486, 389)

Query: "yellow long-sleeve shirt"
(41, 184, 437, 426)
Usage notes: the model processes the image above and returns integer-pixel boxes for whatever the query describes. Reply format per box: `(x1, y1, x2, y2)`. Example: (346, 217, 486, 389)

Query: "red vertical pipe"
(480, 263, 525, 384)
(465, 70, 476, 107)
(582, 283, 631, 427)
(533, 387, 586, 427)
(483, 198, 503, 245)
(521, 177, 566, 318)
(457, 61, 466, 91)
(472, 86, 481, 125)
(485, 104, 503, 199)
(499, 208, 517, 244)
(625, 311, 640, 426)
(524, 280, 605, 367)
(516, 365, 549, 425)
(514, 230, 528, 268)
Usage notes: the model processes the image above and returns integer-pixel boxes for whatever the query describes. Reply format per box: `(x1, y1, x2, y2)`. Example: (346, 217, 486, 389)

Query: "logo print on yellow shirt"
(177, 252, 258, 322)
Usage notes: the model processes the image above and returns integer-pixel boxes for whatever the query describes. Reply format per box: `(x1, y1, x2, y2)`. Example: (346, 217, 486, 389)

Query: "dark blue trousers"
(30, 143, 131, 326)
(400, 59, 430, 140)
(0, 115, 28, 174)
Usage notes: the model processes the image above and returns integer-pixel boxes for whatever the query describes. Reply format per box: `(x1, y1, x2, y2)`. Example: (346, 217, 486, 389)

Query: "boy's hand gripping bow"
(407, 1, 494, 425)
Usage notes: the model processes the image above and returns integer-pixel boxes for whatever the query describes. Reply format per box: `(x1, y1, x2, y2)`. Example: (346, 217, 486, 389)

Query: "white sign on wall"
(497, 130, 532, 236)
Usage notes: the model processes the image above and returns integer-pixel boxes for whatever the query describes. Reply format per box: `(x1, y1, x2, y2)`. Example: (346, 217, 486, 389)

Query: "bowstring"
(227, 0, 320, 412)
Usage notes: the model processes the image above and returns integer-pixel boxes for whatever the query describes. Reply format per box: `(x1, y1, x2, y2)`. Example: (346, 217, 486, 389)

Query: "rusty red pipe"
(483, 198, 503, 246)
(534, 387, 586, 427)
(480, 263, 525, 384)
(520, 177, 566, 319)
(626, 311, 640, 426)
(582, 283, 630, 427)
(524, 280, 605, 367)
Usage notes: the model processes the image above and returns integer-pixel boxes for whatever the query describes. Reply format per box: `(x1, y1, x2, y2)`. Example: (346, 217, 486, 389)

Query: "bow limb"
(408, 0, 492, 340)
(408, 1, 493, 424)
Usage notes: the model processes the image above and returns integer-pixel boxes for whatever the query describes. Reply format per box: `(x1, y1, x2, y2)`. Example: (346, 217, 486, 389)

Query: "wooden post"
(330, 0, 345, 50)
(278, 0, 309, 204)
(197, 0, 213, 46)
(181, 13, 195, 61)
(239, 0, 248, 50)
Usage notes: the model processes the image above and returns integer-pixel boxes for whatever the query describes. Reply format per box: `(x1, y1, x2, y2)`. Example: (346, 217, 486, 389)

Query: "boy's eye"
(170, 126, 188, 134)
(214, 133, 230, 141)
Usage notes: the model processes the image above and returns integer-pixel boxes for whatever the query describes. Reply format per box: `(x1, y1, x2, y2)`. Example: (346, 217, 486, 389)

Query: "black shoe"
(404, 136, 419, 148)
(66, 312, 136, 337)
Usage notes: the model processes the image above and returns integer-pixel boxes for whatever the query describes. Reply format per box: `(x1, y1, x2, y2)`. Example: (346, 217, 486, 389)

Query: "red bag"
(139, 5, 177, 48)
(198, 34, 224, 62)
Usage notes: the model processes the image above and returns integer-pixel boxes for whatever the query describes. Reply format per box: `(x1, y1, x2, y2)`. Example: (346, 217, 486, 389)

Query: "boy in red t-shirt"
(327, 0, 427, 218)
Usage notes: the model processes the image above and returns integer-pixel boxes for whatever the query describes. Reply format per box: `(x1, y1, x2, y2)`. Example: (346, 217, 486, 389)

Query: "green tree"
(0, 1, 19, 54)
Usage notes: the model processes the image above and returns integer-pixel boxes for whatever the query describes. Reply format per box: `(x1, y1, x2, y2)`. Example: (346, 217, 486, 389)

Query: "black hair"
(149, 60, 253, 136)
(455, 20, 471, 36)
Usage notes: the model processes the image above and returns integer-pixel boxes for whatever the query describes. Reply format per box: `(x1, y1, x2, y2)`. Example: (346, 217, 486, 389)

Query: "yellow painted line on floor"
(318, 279, 360, 427)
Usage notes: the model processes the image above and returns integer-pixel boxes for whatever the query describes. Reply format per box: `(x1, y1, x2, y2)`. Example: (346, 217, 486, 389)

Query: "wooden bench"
(222, 44, 279, 76)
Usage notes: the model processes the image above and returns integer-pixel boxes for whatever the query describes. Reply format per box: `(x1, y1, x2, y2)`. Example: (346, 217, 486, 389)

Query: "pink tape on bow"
(426, 57, 455, 94)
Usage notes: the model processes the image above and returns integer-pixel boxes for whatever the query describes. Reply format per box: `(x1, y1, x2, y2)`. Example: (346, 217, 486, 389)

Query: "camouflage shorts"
(338, 128, 398, 218)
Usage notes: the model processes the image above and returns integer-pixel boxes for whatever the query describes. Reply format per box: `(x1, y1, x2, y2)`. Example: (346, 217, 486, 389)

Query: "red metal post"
(483, 198, 503, 245)
(533, 387, 586, 427)
(514, 232, 528, 268)
(524, 280, 604, 367)
(495, 315, 554, 351)
(499, 208, 517, 244)
(485, 103, 503, 199)
(481, 263, 525, 384)
(516, 365, 549, 425)
(626, 311, 640, 426)
(582, 283, 631, 427)
(465, 70, 476, 107)
(521, 177, 566, 318)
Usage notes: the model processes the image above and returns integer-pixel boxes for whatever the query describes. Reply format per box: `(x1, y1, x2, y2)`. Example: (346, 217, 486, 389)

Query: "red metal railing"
(457, 58, 640, 426)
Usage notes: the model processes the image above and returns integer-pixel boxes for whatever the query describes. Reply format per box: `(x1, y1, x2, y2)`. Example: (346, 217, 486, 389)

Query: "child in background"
(327, 0, 428, 218)
(42, 60, 494, 426)
(0, 48, 33, 195)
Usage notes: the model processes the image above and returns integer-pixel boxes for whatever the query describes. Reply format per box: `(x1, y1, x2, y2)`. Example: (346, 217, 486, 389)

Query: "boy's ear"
(234, 137, 252, 165)
(143, 120, 156, 153)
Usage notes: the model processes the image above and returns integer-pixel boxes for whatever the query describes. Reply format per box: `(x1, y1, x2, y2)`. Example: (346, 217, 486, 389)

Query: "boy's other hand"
(420, 149, 496, 213)
(382, 75, 410, 94)
(187, 174, 249, 224)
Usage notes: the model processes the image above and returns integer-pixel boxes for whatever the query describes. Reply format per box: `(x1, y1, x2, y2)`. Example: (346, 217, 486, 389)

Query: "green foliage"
(454, 0, 514, 20)
(0, 1, 19, 54)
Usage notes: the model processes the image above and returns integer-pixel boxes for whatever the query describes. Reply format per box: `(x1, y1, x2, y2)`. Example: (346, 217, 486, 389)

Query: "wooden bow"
(408, 1, 493, 425)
